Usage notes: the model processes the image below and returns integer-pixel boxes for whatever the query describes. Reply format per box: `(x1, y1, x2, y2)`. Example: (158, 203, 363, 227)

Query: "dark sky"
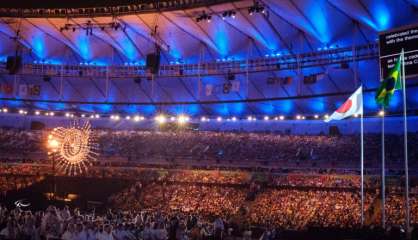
(0, 0, 157, 9)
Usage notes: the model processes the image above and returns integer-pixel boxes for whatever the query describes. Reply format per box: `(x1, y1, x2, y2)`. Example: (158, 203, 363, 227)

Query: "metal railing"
(0, 0, 238, 18)
(0, 43, 378, 79)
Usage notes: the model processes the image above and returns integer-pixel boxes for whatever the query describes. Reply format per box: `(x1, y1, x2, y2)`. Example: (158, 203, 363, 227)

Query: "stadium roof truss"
(0, 0, 417, 116)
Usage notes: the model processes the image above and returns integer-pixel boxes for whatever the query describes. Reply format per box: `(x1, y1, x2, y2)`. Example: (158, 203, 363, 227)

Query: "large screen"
(379, 23, 418, 79)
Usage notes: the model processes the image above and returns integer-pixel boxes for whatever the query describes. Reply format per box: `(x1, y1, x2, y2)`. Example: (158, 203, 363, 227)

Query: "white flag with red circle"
(325, 86, 363, 122)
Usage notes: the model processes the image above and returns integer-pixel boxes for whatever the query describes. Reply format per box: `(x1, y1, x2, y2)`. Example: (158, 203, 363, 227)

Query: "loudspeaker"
(340, 62, 349, 69)
(303, 75, 316, 84)
(134, 77, 142, 84)
(146, 53, 160, 74)
(281, 76, 292, 85)
(6, 57, 14, 69)
(223, 82, 232, 94)
(30, 121, 45, 130)
(43, 75, 51, 82)
(227, 72, 235, 81)
(329, 126, 341, 136)
(266, 77, 276, 85)
(6, 56, 22, 74)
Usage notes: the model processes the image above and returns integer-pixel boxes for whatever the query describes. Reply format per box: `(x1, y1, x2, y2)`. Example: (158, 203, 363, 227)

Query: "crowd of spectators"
(0, 128, 417, 170)
(0, 163, 415, 193)
(271, 175, 361, 189)
(0, 204, 234, 240)
(1, 195, 417, 240)
(109, 182, 246, 218)
(106, 176, 418, 231)
(0, 165, 50, 176)
(0, 128, 418, 239)
(250, 189, 379, 229)
(164, 170, 249, 185)
(96, 131, 418, 169)
(0, 165, 417, 238)
(0, 129, 41, 156)
(0, 175, 44, 197)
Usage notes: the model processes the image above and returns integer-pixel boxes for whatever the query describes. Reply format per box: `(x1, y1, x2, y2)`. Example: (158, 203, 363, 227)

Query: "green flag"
(375, 53, 403, 107)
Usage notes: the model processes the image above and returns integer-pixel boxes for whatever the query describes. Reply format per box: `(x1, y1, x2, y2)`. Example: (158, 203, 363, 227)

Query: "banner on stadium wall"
(205, 84, 213, 96)
(0, 83, 14, 94)
(29, 84, 41, 96)
(18, 84, 41, 97)
(231, 81, 240, 92)
(19, 84, 28, 96)
(205, 80, 240, 96)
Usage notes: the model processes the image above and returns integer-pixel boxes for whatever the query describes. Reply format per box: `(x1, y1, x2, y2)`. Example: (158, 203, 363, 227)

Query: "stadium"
(0, 0, 417, 239)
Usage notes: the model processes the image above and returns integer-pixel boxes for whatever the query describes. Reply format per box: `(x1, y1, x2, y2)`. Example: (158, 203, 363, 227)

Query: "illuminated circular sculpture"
(47, 121, 98, 175)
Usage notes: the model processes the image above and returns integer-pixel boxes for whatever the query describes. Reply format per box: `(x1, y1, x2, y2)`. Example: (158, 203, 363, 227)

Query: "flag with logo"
(1, 83, 13, 94)
(205, 84, 213, 96)
(231, 80, 240, 92)
(29, 84, 41, 96)
(375, 52, 403, 108)
(325, 86, 363, 122)
(19, 84, 28, 97)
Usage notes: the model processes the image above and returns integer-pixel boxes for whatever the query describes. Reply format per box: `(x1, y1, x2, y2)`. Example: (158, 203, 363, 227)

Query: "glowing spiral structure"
(47, 121, 98, 175)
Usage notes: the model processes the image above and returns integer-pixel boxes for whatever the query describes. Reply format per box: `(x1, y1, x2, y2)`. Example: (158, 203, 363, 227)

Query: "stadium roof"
(0, 0, 417, 117)
(0, 0, 169, 9)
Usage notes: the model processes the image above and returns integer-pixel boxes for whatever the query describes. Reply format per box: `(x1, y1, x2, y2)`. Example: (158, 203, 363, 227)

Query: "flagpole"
(381, 106, 386, 229)
(360, 86, 364, 226)
(401, 49, 410, 237)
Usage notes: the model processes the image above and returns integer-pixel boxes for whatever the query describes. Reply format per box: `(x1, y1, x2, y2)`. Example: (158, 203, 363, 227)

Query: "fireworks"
(47, 121, 98, 175)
